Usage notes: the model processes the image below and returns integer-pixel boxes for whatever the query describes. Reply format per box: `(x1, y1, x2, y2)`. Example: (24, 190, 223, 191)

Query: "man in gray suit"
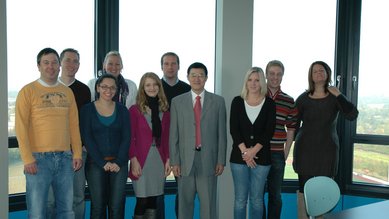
(169, 62, 227, 219)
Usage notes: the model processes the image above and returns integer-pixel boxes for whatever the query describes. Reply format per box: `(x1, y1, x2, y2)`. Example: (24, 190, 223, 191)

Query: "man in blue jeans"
(15, 47, 83, 218)
(46, 48, 91, 219)
(265, 60, 297, 219)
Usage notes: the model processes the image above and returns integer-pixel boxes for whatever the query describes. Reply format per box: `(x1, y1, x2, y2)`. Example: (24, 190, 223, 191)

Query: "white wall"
(1, 0, 9, 218)
(216, 0, 254, 218)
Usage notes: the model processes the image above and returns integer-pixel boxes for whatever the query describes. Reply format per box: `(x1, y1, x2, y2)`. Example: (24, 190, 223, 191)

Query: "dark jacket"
(229, 96, 276, 165)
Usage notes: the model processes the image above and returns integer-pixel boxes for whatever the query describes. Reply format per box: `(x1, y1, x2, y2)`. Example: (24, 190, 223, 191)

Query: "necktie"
(194, 95, 202, 149)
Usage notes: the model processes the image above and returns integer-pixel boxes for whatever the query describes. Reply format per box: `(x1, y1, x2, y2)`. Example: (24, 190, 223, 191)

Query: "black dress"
(293, 92, 358, 176)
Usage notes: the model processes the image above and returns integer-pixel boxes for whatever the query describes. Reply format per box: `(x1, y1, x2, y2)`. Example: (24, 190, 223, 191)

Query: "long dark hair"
(307, 61, 332, 95)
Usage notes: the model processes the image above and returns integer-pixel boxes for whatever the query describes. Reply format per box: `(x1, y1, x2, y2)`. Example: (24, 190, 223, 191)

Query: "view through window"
(353, 1, 389, 186)
(119, 0, 216, 92)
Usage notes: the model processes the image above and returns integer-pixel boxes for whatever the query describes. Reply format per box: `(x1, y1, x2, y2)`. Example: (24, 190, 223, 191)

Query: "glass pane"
(119, 0, 215, 92)
(7, 0, 95, 137)
(253, 0, 337, 100)
(9, 148, 25, 194)
(253, 0, 337, 179)
(353, 144, 389, 186)
(357, 1, 389, 135)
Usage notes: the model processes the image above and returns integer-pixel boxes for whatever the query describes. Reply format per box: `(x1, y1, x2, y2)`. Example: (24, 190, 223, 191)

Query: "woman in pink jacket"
(128, 72, 171, 219)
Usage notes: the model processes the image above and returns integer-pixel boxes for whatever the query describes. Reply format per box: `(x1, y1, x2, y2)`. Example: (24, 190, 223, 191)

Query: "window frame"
(335, 0, 389, 198)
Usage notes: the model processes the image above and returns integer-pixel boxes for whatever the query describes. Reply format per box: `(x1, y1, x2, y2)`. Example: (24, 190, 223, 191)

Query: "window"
(253, 0, 337, 180)
(352, 1, 389, 186)
(353, 144, 389, 186)
(357, 1, 389, 136)
(7, 0, 94, 195)
(119, 0, 216, 92)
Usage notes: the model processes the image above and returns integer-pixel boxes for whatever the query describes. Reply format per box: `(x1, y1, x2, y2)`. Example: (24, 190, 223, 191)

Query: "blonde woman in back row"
(88, 51, 137, 108)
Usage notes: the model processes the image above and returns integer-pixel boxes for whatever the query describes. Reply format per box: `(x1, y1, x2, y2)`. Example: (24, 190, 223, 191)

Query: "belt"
(195, 147, 201, 151)
(104, 156, 116, 161)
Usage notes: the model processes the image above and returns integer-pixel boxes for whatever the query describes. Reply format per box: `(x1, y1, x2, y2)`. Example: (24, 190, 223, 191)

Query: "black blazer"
(229, 96, 276, 165)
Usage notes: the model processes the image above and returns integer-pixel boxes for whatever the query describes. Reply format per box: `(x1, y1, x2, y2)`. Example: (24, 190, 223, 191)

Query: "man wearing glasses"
(169, 62, 227, 219)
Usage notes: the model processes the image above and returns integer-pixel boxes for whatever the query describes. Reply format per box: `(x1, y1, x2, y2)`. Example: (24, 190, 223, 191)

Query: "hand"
(73, 158, 82, 171)
(109, 163, 120, 173)
(215, 164, 224, 176)
(328, 86, 341, 97)
(245, 158, 257, 168)
(24, 162, 37, 174)
(164, 159, 171, 177)
(241, 147, 258, 162)
(130, 157, 142, 178)
(103, 162, 112, 172)
(172, 165, 181, 177)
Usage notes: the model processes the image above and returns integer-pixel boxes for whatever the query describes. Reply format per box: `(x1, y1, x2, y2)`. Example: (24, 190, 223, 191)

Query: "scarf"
(114, 74, 129, 105)
(146, 95, 162, 139)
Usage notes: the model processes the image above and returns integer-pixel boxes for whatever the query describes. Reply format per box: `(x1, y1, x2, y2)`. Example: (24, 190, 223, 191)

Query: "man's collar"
(162, 76, 179, 86)
(58, 76, 76, 86)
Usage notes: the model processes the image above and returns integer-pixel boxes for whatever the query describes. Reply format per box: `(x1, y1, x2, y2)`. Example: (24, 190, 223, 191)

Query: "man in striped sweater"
(265, 60, 298, 219)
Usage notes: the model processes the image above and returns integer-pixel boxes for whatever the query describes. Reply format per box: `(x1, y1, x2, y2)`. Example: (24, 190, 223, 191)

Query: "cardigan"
(229, 96, 276, 165)
(128, 105, 170, 180)
(80, 102, 131, 168)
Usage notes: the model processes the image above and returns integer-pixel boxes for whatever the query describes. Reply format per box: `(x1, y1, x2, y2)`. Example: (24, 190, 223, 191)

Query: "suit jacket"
(128, 105, 170, 180)
(169, 91, 227, 177)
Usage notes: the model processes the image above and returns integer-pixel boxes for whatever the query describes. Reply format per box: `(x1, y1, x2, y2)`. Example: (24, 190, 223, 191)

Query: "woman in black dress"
(293, 61, 358, 218)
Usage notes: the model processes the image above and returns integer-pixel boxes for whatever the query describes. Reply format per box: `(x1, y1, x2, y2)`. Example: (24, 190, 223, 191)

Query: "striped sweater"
(267, 87, 298, 152)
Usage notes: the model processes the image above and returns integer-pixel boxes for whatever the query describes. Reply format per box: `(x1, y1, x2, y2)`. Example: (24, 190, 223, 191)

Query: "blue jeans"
(231, 162, 270, 219)
(47, 151, 86, 219)
(86, 159, 128, 219)
(266, 152, 286, 219)
(26, 151, 74, 219)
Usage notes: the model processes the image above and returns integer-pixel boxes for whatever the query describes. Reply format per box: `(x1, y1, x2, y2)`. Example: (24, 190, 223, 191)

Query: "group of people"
(15, 47, 358, 219)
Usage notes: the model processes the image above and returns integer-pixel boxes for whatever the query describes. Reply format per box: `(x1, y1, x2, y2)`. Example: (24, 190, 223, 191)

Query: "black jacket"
(229, 96, 276, 165)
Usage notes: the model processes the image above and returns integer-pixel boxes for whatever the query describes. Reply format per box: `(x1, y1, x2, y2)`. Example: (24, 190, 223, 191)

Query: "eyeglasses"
(99, 85, 117, 91)
(189, 73, 206, 79)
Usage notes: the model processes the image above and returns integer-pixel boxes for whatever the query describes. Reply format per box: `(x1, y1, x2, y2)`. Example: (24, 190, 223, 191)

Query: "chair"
(304, 176, 340, 218)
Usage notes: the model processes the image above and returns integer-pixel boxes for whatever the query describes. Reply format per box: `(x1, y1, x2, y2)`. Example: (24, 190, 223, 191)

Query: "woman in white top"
(88, 51, 137, 108)
(229, 67, 276, 219)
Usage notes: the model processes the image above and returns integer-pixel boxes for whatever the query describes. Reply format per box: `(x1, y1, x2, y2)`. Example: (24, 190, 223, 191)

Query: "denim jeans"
(25, 151, 74, 219)
(231, 162, 270, 219)
(266, 152, 286, 219)
(47, 151, 86, 219)
(86, 159, 128, 219)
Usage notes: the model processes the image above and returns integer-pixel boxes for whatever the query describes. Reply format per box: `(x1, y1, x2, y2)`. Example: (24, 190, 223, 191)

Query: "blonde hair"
(103, 51, 123, 70)
(240, 67, 267, 99)
(137, 72, 169, 113)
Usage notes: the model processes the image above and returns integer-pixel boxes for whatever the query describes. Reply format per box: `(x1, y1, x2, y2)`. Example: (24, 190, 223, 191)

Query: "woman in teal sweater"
(80, 74, 131, 219)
